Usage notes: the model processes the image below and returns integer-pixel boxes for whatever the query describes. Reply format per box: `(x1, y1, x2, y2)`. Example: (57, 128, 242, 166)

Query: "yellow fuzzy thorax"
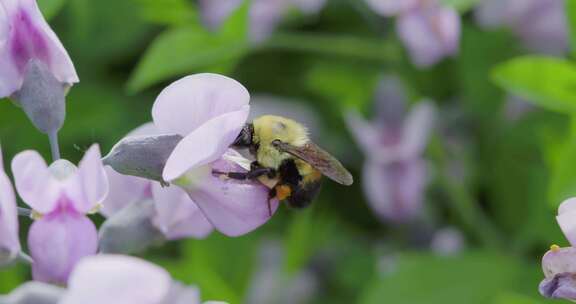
(252, 115, 309, 169)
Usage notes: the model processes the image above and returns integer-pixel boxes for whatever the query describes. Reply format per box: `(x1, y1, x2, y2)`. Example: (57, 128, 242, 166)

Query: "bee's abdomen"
(286, 180, 322, 209)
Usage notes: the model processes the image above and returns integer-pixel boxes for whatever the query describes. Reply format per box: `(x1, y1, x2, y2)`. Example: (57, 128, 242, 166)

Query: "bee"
(214, 115, 353, 214)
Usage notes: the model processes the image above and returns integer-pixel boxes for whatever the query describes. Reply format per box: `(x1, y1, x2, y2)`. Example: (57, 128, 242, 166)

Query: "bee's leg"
(212, 167, 275, 180)
(267, 188, 277, 217)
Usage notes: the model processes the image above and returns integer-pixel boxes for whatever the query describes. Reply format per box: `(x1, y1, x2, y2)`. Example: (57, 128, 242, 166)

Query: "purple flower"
(475, 0, 568, 56)
(0, 0, 78, 98)
(0, 147, 21, 265)
(365, 0, 460, 67)
(11, 145, 107, 284)
(345, 76, 435, 223)
(199, 0, 325, 43)
(104, 73, 279, 237)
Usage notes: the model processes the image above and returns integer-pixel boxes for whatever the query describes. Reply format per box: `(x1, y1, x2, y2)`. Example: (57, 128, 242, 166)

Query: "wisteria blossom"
(0, 254, 226, 304)
(475, 0, 568, 56)
(199, 0, 326, 42)
(11, 144, 107, 284)
(0, 148, 21, 265)
(104, 73, 279, 237)
(0, 0, 78, 152)
(364, 0, 460, 67)
(345, 76, 435, 223)
(539, 198, 576, 300)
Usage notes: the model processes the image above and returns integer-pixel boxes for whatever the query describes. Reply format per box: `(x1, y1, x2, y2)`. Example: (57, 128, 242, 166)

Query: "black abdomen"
(278, 159, 322, 209)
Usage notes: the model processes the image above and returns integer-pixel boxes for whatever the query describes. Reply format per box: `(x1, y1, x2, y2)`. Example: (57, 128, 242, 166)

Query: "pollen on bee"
(275, 185, 292, 201)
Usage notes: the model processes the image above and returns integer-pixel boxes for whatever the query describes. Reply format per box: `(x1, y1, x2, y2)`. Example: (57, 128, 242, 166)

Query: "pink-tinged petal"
(163, 107, 249, 181)
(516, 1, 568, 56)
(542, 246, 576, 279)
(177, 152, 279, 237)
(363, 159, 427, 223)
(400, 100, 436, 157)
(374, 76, 407, 129)
(0, 0, 78, 97)
(126, 122, 164, 137)
(68, 144, 108, 213)
(100, 166, 150, 217)
(249, 0, 287, 43)
(363, 0, 419, 16)
(345, 111, 382, 155)
(0, 148, 20, 260)
(198, 0, 243, 30)
(151, 183, 213, 240)
(557, 198, 576, 247)
(152, 74, 250, 136)
(61, 255, 172, 304)
(28, 212, 97, 284)
(397, 7, 460, 67)
(11, 150, 60, 213)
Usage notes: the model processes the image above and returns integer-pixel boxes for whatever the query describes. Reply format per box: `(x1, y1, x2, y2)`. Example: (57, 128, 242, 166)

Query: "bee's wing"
(272, 140, 353, 186)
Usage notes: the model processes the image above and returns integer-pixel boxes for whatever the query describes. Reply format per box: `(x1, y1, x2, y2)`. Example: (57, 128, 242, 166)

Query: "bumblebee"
(215, 115, 353, 214)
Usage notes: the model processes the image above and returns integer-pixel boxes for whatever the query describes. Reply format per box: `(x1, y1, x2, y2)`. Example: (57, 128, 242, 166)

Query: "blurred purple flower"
(11, 145, 107, 284)
(0, 0, 77, 140)
(199, 0, 326, 43)
(365, 0, 460, 67)
(345, 76, 435, 223)
(0, 147, 21, 266)
(475, 0, 568, 56)
(430, 227, 465, 256)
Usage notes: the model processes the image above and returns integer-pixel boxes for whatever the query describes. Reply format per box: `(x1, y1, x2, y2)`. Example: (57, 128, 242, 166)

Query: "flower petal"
(151, 183, 213, 240)
(177, 152, 278, 237)
(557, 198, 576, 247)
(0, 281, 65, 304)
(126, 122, 165, 137)
(152, 73, 250, 136)
(28, 213, 98, 284)
(198, 0, 243, 30)
(542, 247, 576, 279)
(11, 150, 60, 213)
(344, 111, 382, 155)
(539, 272, 576, 300)
(100, 166, 150, 217)
(163, 282, 201, 304)
(0, 147, 20, 264)
(61, 255, 172, 304)
(163, 107, 249, 181)
(400, 100, 436, 157)
(374, 75, 407, 129)
(67, 144, 108, 213)
(0, 0, 78, 97)
(363, 0, 419, 16)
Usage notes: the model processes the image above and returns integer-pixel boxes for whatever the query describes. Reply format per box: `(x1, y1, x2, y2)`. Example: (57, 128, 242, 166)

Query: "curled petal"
(0, 281, 65, 304)
(542, 247, 576, 279)
(540, 273, 576, 300)
(151, 183, 213, 240)
(177, 153, 278, 237)
(28, 213, 97, 284)
(99, 199, 165, 254)
(163, 107, 249, 181)
(0, 0, 78, 97)
(0, 148, 20, 264)
(11, 150, 60, 213)
(152, 73, 250, 136)
(100, 166, 150, 217)
(362, 159, 427, 223)
(400, 100, 436, 157)
(397, 6, 460, 67)
(61, 255, 172, 304)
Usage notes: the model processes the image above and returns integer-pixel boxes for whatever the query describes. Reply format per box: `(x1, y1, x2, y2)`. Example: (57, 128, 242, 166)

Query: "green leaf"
(127, 25, 249, 93)
(440, 0, 481, 12)
(359, 253, 523, 304)
(132, 0, 197, 25)
(567, 0, 576, 56)
(220, 0, 250, 41)
(492, 56, 576, 113)
(38, 0, 66, 20)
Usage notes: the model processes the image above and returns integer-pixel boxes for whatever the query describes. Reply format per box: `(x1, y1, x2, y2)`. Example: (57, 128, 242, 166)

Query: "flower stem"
(17, 207, 32, 218)
(48, 131, 60, 161)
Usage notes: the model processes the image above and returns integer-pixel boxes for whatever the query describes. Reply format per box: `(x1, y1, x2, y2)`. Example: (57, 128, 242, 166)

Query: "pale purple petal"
(363, 159, 427, 223)
(430, 227, 464, 256)
(28, 212, 97, 284)
(400, 100, 436, 157)
(61, 255, 172, 304)
(178, 151, 279, 237)
(0, 281, 65, 304)
(345, 111, 382, 155)
(474, 0, 508, 28)
(540, 272, 576, 300)
(557, 198, 576, 247)
(66, 144, 108, 213)
(397, 6, 460, 67)
(100, 166, 150, 217)
(164, 282, 202, 304)
(11, 150, 60, 213)
(542, 247, 576, 279)
(152, 73, 250, 136)
(0, 147, 20, 261)
(364, 0, 419, 16)
(198, 0, 243, 30)
(151, 183, 213, 240)
(249, 0, 287, 43)
(163, 107, 249, 181)
(516, 0, 568, 56)
(126, 122, 165, 137)
(0, 0, 78, 97)
(374, 75, 407, 129)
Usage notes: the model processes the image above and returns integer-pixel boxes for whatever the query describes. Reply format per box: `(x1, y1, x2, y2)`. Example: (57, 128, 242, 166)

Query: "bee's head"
(232, 123, 254, 148)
